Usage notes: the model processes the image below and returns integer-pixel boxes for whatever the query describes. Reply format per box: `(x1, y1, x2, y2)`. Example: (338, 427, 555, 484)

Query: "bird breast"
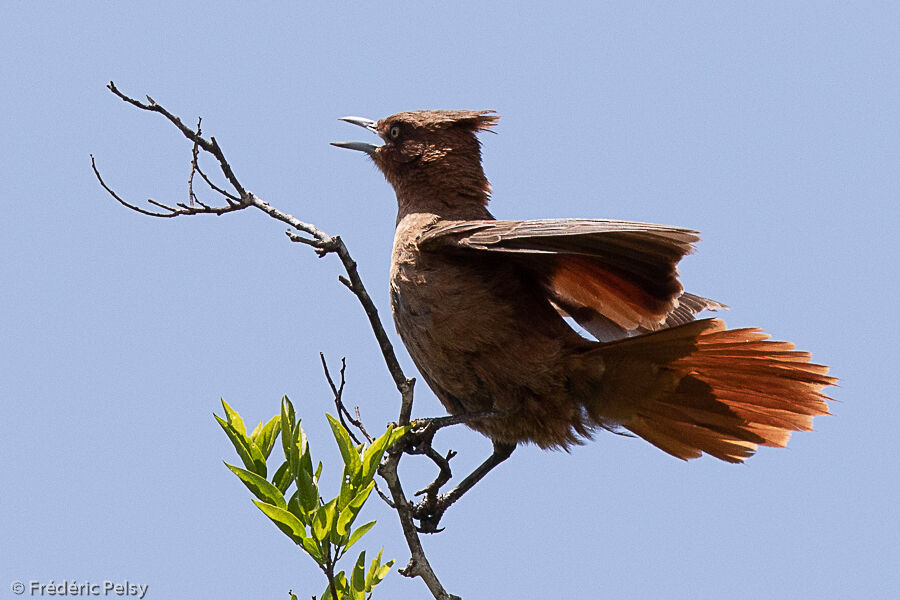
(389, 213, 580, 418)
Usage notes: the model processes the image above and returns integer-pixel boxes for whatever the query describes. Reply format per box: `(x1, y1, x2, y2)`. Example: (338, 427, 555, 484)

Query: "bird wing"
(419, 218, 723, 338)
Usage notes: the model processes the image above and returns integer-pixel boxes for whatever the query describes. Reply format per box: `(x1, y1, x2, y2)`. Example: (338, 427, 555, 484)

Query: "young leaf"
(280, 396, 296, 461)
(312, 498, 338, 541)
(387, 425, 410, 450)
(375, 561, 393, 584)
(215, 414, 266, 477)
(300, 536, 325, 564)
(287, 490, 307, 525)
(359, 426, 390, 483)
(350, 551, 367, 599)
(298, 428, 315, 485)
(365, 549, 393, 591)
(272, 461, 292, 494)
(327, 414, 361, 477)
(365, 548, 383, 589)
(220, 398, 246, 435)
(336, 481, 374, 536)
(252, 500, 307, 546)
(338, 465, 355, 510)
(344, 520, 376, 554)
(225, 463, 287, 509)
(294, 438, 319, 516)
(250, 414, 281, 460)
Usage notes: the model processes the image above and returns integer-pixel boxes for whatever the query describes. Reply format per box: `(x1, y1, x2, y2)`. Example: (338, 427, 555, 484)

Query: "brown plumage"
(333, 110, 835, 462)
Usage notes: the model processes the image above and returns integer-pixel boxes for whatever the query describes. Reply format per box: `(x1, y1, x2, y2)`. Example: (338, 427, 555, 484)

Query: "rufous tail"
(577, 318, 835, 462)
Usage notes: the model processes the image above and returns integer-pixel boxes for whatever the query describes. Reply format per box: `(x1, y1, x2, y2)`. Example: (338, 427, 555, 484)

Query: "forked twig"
(320, 353, 395, 508)
(96, 83, 516, 600)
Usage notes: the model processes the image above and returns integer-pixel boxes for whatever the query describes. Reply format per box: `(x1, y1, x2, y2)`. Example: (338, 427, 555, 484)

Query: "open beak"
(331, 116, 380, 155)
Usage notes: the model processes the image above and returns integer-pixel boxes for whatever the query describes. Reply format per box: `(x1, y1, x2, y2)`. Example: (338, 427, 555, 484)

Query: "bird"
(332, 110, 835, 463)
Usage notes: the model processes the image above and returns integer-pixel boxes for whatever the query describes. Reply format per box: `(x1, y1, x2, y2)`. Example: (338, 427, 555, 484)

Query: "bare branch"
(412, 441, 515, 534)
(412, 446, 457, 534)
(379, 445, 460, 600)
(188, 117, 202, 206)
(195, 162, 241, 202)
(107, 81, 248, 198)
(97, 83, 513, 600)
(92, 154, 248, 218)
(353, 406, 376, 445)
(100, 83, 413, 400)
(320, 354, 361, 445)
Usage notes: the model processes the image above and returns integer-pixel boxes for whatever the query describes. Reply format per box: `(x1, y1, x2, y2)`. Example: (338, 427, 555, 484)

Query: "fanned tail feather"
(580, 319, 835, 462)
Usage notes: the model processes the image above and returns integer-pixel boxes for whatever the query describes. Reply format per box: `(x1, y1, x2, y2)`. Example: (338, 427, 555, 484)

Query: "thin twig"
(107, 81, 248, 198)
(99, 82, 413, 399)
(412, 447, 457, 534)
(412, 441, 515, 534)
(321, 354, 361, 445)
(188, 117, 202, 206)
(195, 162, 241, 202)
(320, 354, 394, 508)
(354, 407, 373, 443)
(91, 155, 249, 217)
(97, 83, 504, 600)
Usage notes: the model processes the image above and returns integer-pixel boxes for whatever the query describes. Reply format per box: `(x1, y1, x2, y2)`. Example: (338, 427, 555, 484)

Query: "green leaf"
(252, 500, 307, 546)
(215, 413, 266, 477)
(250, 414, 281, 460)
(288, 591, 298, 600)
(350, 551, 367, 599)
(298, 428, 315, 485)
(300, 536, 324, 564)
(387, 425, 410, 449)
(327, 414, 361, 478)
(287, 490, 307, 525)
(294, 434, 319, 515)
(312, 497, 338, 541)
(220, 398, 246, 435)
(338, 466, 354, 510)
(344, 520, 375, 554)
(365, 548, 382, 589)
(360, 425, 393, 484)
(281, 401, 317, 511)
(366, 548, 393, 590)
(376, 561, 393, 584)
(225, 463, 287, 509)
(336, 481, 374, 536)
(321, 571, 348, 600)
(314, 461, 323, 483)
(280, 396, 296, 461)
(272, 461, 292, 494)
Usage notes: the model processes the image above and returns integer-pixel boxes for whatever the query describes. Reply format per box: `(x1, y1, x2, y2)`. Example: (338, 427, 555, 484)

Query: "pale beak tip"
(331, 140, 379, 155)
(338, 116, 379, 132)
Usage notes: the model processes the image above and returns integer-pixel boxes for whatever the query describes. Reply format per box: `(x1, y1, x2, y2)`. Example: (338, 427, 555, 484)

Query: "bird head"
(333, 110, 499, 216)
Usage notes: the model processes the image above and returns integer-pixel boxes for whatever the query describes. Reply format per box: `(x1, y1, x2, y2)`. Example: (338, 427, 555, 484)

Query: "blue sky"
(2, 2, 897, 599)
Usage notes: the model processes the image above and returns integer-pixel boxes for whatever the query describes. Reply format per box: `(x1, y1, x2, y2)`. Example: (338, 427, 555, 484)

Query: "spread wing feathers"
(419, 219, 703, 331)
(584, 319, 835, 463)
(558, 292, 727, 342)
(656, 293, 728, 328)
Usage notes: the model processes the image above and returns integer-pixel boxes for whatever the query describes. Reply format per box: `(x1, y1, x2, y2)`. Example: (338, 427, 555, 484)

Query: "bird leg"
(413, 440, 515, 533)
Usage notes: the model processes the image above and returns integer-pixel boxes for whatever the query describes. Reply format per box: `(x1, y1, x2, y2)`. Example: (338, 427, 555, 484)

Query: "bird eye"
(389, 124, 401, 139)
